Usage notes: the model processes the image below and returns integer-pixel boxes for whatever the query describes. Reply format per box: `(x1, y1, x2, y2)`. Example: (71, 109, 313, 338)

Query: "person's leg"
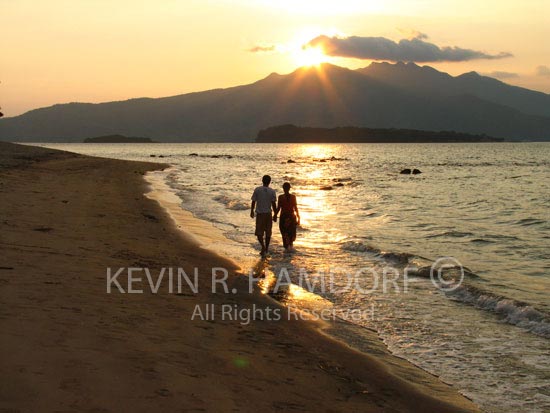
(265, 233, 271, 254)
(255, 215, 266, 254)
(289, 216, 297, 250)
(257, 235, 265, 254)
(279, 218, 288, 250)
(265, 214, 273, 255)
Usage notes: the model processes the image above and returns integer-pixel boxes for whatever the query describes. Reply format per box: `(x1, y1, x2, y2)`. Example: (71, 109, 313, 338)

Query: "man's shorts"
(255, 213, 273, 237)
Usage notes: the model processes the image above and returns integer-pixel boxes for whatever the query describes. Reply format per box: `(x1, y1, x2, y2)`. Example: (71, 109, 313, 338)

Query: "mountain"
(357, 61, 550, 118)
(1, 63, 550, 142)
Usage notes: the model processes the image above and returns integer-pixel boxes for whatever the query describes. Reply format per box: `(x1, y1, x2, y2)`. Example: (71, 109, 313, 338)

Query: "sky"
(1, 0, 549, 117)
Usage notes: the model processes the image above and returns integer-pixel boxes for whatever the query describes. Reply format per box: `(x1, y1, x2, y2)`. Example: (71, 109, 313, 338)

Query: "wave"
(426, 231, 474, 238)
(340, 240, 381, 254)
(470, 238, 494, 244)
(213, 195, 249, 211)
(426, 231, 521, 243)
(432, 160, 550, 168)
(447, 285, 550, 338)
(407, 265, 549, 338)
(340, 241, 413, 264)
(341, 240, 550, 338)
(514, 218, 546, 227)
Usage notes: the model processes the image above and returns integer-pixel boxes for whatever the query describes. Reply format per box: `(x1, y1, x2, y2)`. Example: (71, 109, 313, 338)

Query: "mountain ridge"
(357, 61, 550, 118)
(1, 62, 549, 142)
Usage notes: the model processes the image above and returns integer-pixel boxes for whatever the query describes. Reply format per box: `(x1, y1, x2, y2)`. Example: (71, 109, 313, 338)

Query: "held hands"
(273, 215, 277, 222)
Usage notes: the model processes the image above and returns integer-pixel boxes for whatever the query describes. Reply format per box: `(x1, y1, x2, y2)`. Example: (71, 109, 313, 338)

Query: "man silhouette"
(250, 175, 277, 257)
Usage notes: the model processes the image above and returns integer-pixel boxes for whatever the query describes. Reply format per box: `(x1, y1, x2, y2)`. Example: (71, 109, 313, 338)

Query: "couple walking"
(250, 175, 300, 257)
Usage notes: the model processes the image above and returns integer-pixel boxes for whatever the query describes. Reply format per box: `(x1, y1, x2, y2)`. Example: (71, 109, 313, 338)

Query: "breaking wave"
(340, 240, 414, 264)
(213, 195, 249, 211)
(340, 240, 550, 338)
(448, 285, 550, 338)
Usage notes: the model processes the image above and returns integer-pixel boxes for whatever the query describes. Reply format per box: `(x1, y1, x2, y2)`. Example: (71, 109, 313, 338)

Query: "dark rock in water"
(287, 159, 296, 163)
(400, 168, 412, 174)
(189, 153, 199, 156)
(150, 154, 156, 157)
(315, 156, 348, 162)
(334, 183, 345, 187)
(320, 185, 333, 190)
(210, 154, 233, 159)
(412, 168, 422, 174)
(33, 226, 53, 232)
(158, 155, 165, 158)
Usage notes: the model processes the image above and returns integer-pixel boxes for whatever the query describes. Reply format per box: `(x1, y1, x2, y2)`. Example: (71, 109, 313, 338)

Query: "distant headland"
(256, 125, 504, 143)
(83, 135, 156, 143)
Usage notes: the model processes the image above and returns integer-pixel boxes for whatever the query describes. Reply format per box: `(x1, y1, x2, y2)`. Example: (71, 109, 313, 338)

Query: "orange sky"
(1, 0, 549, 116)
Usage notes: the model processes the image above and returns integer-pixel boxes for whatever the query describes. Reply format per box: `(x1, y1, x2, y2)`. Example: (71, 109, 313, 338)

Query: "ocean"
(36, 142, 550, 412)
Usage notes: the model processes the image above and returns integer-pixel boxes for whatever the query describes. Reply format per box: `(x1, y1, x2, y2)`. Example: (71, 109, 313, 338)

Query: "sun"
(293, 46, 329, 67)
(285, 27, 339, 68)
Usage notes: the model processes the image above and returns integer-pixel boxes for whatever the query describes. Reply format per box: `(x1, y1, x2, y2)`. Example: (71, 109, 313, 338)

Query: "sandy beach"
(0, 142, 480, 412)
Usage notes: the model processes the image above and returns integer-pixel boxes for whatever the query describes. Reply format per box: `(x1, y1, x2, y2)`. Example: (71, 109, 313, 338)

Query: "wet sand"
(0, 142, 480, 412)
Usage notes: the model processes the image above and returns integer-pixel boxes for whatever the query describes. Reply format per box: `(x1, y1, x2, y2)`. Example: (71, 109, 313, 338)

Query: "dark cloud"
(485, 71, 519, 79)
(305, 34, 512, 63)
(536, 65, 550, 77)
(248, 44, 277, 53)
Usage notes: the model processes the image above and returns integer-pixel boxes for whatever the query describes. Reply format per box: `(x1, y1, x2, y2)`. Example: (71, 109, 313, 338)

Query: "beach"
(0, 142, 481, 412)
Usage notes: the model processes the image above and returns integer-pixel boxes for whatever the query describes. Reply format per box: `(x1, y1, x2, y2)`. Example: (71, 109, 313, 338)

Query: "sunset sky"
(1, 0, 549, 116)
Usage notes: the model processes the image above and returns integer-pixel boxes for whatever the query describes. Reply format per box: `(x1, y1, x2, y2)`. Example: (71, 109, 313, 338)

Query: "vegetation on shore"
(257, 124, 504, 143)
(84, 134, 155, 143)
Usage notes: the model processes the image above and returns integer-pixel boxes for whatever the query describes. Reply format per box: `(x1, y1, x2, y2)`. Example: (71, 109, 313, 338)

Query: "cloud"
(485, 71, 519, 79)
(397, 28, 428, 40)
(305, 34, 513, 63)
(536, 65, 550, 77)
(248, 44, 278, 53)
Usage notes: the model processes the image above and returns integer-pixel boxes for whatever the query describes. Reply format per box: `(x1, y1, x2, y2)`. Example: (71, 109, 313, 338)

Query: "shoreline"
(144, 162, 483, 400)
(0, 142, 480, 412)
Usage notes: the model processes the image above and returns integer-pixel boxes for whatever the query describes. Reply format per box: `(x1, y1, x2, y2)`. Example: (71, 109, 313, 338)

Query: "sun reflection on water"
(294, 144, 337, 160)
(258, 266, 333, 314)
(285, 145, 345, 250)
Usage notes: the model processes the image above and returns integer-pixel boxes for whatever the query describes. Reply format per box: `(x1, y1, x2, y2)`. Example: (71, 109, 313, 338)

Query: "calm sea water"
(37, 142, 550, 412)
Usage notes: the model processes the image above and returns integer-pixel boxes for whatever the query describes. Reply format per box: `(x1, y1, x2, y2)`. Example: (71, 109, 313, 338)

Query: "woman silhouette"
(274, 182, 300, 251)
